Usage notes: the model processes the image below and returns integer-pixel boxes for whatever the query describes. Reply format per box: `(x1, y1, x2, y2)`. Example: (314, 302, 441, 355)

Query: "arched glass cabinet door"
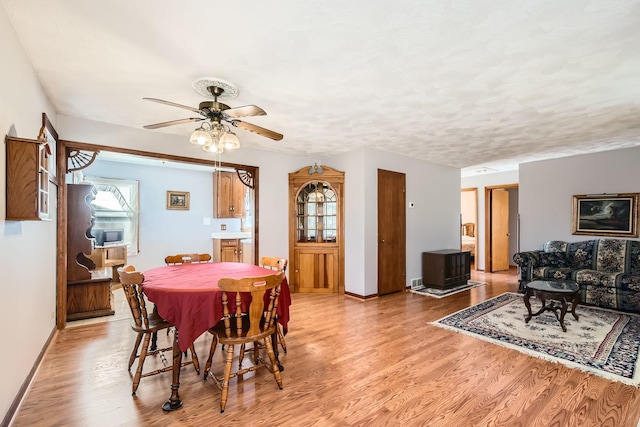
(296, 181, 338, 243)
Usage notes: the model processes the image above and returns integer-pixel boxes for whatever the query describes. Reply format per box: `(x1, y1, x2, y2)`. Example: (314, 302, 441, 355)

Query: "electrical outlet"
(221, 224, 226, 231)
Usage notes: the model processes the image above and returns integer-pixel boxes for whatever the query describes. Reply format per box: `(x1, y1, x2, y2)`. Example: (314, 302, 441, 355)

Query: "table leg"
(162, 329, 183, 411)
(558, 298, 568, 332)
(523, 288, 533, 323)
(570, 293, 580, 321)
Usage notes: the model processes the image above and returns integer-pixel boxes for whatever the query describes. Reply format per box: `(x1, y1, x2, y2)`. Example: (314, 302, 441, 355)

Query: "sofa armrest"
(513, 251, 542, 283)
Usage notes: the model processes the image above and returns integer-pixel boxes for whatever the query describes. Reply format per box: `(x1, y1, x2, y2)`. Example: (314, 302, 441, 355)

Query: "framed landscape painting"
(166, 191, 190, 210)
(572, 193, 639, 237)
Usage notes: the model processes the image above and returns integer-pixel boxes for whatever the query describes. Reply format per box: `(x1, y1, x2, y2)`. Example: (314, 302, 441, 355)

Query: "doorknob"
(381, 239, 385, 243)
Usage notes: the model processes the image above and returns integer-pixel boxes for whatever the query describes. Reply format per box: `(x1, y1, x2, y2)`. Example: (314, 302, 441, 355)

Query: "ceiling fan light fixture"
(202, 141, 224, 154)
(220, 131, 240, 150)
(190, 127, 212, 146)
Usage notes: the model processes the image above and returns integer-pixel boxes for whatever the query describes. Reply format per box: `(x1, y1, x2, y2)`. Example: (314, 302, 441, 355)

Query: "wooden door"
(377, 169, 406, 295)
(490, 189, 510, 272)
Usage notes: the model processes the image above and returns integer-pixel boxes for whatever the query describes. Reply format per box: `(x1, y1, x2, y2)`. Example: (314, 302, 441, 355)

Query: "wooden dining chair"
(164, 253, 212, 265)
(117, 265, 200, 395)
(203, 272, 284, 413)
(259, 256, 288, 354)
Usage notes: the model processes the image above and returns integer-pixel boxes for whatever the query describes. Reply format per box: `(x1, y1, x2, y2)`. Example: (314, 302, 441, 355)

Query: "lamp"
(191, 121, 240, 154)
(219, 130, 240, 150)
(190, 126, 212, 146)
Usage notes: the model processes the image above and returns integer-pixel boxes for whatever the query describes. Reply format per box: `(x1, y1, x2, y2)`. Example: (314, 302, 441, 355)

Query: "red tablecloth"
(143, 262, 291, 352)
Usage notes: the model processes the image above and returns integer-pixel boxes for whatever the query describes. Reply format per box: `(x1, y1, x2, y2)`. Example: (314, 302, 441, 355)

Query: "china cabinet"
(66, 184, 113, 320)
(289, 165, 344, 293)
(5, 136, 50, 220)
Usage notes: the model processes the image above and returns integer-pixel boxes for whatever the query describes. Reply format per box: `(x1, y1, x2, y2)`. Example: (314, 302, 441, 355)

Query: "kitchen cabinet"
(214, 171, 246, 218)
(5, 136, 51, 220)
(213, 238, 242, 262)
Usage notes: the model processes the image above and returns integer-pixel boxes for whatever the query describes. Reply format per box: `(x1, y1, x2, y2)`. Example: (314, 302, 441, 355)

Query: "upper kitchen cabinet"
(214, 171, 246, 218)
(5, 136, 51, 221)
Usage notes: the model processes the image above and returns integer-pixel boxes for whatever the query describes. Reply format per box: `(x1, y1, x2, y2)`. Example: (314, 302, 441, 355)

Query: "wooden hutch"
(288, 165, 344, 293)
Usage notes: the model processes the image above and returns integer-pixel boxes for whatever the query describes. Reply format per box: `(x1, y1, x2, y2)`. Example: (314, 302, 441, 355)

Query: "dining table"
(142, 261, 292, 411)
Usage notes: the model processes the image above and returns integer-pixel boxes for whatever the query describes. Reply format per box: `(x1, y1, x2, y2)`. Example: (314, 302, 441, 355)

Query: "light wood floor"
(10, 268, 640, 426)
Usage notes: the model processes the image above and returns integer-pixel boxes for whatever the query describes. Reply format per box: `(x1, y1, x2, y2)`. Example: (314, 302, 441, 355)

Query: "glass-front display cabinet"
(289, 165, 344, 294)
(296, 181, 337, 243)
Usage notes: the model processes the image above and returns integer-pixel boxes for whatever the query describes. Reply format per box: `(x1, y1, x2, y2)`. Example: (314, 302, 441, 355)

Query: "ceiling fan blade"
(143, 117, 203, 129)
(143, 97, 202, 114)
(231, 120, 283, 141)
(224, 105, 266, 118)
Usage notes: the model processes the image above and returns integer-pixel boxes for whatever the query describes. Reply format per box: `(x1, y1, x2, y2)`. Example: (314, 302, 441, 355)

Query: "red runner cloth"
(143, 262, 291, 352)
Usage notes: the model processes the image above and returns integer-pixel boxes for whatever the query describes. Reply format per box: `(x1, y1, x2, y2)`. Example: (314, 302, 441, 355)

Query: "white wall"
(519, 147, 640, 250)
(461, 170, 519, 270)
(461, 190, 477, 225)
(330, 147, 460, 296)
(0, 5, 58, 420)
(508, 187, 519, 259)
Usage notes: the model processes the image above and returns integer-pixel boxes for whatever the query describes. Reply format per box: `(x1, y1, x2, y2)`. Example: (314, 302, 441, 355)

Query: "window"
(85, 176, 140, 255)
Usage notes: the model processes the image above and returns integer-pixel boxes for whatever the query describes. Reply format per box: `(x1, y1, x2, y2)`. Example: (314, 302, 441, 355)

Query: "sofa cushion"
(619, 273, 640, 292)
(567, 240, 595, 269)
(533, 266, 573, 281)
(543, 241, 568, 253)
(538, 252, 569, 268)
(573, 269, 623, 288)
(595, 239, 628, 273)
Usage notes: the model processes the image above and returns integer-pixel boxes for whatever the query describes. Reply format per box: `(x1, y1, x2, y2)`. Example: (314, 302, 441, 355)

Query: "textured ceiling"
(3, 0, 640, 175)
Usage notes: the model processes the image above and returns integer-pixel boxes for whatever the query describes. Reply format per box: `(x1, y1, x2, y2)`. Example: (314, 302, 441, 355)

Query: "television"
(92, 228, 124, 247)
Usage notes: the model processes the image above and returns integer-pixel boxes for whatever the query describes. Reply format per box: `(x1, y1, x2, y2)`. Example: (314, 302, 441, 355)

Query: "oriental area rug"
(431, 292, 640, 386)
(410, 281, 485, 298)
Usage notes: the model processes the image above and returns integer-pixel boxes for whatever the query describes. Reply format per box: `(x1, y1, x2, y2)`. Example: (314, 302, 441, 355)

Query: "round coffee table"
(523, 280, 580, 332)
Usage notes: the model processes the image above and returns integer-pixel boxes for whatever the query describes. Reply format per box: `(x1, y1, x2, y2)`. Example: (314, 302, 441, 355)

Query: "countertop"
(211, 232, 252, 239)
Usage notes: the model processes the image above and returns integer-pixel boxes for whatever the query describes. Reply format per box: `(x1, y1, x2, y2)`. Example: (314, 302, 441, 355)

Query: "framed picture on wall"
(166, 191, 190, 210)
(572, 193, 639, 237)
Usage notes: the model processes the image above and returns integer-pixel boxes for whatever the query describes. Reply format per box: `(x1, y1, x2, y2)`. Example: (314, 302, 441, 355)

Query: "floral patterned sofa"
(513, 238, 640, 313)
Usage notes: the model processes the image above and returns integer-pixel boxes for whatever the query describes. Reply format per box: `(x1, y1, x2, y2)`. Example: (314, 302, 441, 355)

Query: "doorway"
(377, 169, 406, 295)
(461, 188, 478, 268)
(56, 140, 260, 329)
(484, 184, 519, 273)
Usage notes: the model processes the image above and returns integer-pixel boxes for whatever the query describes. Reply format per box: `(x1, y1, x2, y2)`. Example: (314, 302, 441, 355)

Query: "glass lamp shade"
(220, 131, 240, 150)
(190, 128, 212, 146)
(202, 142, 224, 154)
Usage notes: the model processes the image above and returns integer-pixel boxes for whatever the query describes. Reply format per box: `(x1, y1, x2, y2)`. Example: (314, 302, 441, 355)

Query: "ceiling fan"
(143, 78, 283, 143)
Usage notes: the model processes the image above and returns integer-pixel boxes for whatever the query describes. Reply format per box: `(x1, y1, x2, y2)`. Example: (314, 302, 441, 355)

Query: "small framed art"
(167, 191, 190, 210)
